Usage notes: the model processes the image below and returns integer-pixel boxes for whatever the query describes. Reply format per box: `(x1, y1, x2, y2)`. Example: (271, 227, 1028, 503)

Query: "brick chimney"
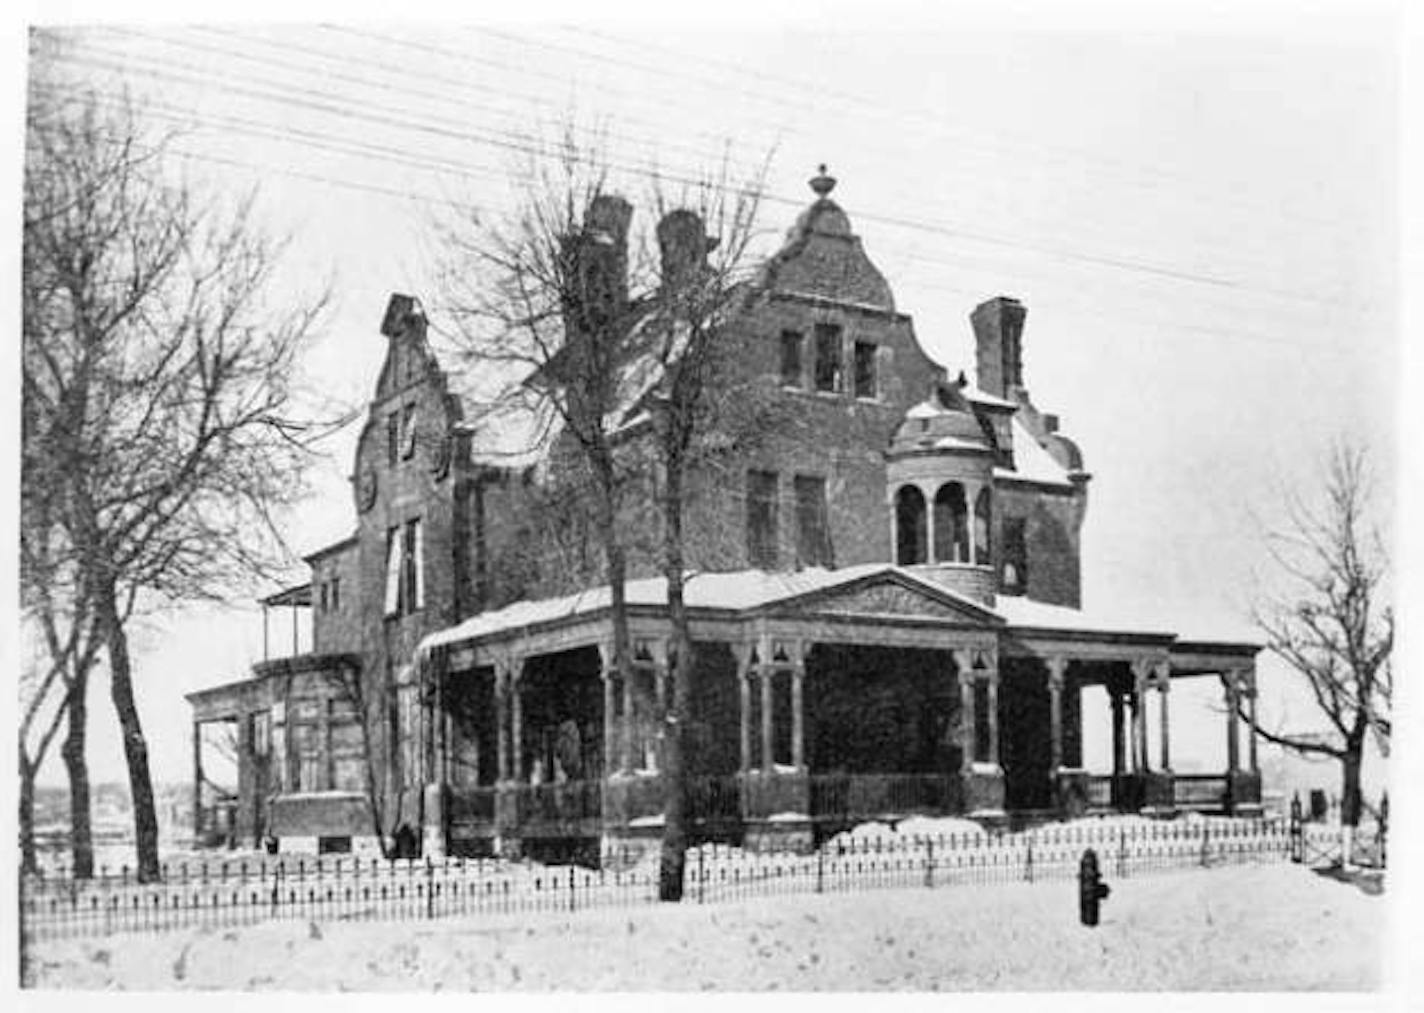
(656, 209, 716, 291)
(971, 296, 1027, 398)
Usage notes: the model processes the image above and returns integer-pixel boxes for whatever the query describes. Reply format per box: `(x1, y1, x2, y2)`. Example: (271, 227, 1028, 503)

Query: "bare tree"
(433, 132, 650, 781)
(23, 61, 331, 881)
(1247, 441, 1392, 854)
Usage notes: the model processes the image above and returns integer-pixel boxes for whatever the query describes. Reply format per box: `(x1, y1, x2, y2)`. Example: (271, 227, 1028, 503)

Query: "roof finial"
(809, 164, 836, 198)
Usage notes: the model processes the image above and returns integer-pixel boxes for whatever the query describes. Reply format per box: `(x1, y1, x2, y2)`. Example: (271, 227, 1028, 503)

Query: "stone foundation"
(962, 764, 1006, 815)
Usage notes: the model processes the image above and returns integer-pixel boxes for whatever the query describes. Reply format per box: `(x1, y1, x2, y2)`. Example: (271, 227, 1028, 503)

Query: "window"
(933, 483, 970, 563)
(330, 576, 341, 611)
(973, 488, 992, 565)
(328, 698, 365, 792)
(814, 323, 842, 392)
(385, 520, 425, 617)
(1002, 517, 1028, 594)
(853, 342, 877, 399)
(384, 528, 402, 616)
(288, 700, 322, 792)
(319, 581, 329, 613)
(972, 681, 991, 763)
(779, 330, 803, 387)
(794, 474, 833, 568)
(746, 470, 779, 569)
(386, 413, 400, 467)
(894, 485, 927, 565)
(400, 403, 418, 460)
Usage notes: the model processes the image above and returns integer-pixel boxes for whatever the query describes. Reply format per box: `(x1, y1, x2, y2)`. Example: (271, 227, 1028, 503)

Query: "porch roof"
(419, 564, 996, 656)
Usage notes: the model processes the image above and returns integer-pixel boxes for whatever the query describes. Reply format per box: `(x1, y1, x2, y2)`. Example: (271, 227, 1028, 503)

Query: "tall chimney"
(656, 209, 716, 291)
(572, 194, 633, 331)
(970, 296, 1027, 398)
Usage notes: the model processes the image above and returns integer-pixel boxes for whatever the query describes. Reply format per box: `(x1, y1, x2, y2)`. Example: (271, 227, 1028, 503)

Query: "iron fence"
(21, 816, 1310, 943)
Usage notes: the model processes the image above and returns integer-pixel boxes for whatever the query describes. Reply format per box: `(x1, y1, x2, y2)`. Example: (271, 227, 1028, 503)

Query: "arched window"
(974, 487, 992, 565)
(934, 483, 970, 563)
(894, 485, 927, 565)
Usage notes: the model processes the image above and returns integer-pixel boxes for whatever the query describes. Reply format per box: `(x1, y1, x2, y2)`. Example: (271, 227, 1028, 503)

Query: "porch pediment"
(759, 569, 1002, 626)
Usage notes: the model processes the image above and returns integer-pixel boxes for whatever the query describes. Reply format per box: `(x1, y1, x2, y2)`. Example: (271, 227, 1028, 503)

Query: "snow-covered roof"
(962, 386, 1018, 410)
(419, 564, 991, 654)
(995, 417, 1075, 488)
(991, 596, 1177, 638)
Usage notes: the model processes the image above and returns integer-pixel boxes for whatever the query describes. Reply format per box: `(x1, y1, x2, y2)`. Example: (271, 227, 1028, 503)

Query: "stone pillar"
(791, 655, 805, 771)
(887, 487, 901, 564)
(1247, 681, 1260, 774)
(965, 480, 982, 564)
(760, 666, 774, 772)
(1046, 656, 1067, 772)
(736, 643, 753, 774)
(1130, 659, 1150, 774)
(921, 481, 937, 564)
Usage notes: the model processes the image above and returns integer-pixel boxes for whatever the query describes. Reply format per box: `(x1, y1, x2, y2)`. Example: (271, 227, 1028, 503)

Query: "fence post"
(1379, 791, 1389, 869)
(1289, 793, 1303, 864)
(425, 857, 434, 920)
(698, 846, 705, 904)
(1200, 820, 1210, 867)
(1117, 826, 1126, 878)
(925, 838, 934, 889)
(816, 844, 825, 894)
(1025, 837, 1034, 883)
(569, 865, 577, 913)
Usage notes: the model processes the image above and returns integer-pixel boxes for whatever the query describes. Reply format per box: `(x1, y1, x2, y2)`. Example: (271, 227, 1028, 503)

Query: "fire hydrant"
(1079, 848, 1111, 927)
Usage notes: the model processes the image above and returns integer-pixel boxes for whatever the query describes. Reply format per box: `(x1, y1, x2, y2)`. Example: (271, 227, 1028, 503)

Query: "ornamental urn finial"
(809, 163, 836, 197)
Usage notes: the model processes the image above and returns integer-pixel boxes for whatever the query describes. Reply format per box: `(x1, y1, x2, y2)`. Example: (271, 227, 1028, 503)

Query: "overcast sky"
(13, 2, 1401, 791)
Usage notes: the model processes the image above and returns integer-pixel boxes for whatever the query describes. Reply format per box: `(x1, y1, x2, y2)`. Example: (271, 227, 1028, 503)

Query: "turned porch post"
(1110, 689, 1126, 778)
(621, 664, 635, 773)
(1046, 656, 1068, 773)
(1244, 669, 1259, 774)
(510, 665, 524, 783)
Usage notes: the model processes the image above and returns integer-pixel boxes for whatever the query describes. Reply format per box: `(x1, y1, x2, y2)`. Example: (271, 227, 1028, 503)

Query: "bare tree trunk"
(658, 454, 693, 903)
(19, 748, 39, 876)
(98, 579, 161, 883)
(61, 663, 93, 879)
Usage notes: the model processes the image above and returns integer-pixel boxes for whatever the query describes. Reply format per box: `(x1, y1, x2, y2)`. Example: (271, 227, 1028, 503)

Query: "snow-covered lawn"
(30, 863, 1382, 991)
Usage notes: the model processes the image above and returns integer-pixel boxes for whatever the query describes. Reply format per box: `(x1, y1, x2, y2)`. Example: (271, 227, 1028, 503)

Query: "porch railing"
(688, 775, 741, 824)
(1175, 774, 1229, 811)
(1086, 775, 1114, 810)
(515, 781, 603, 828)
(810, 773, 956, 822)
(447, 786, 497, 826)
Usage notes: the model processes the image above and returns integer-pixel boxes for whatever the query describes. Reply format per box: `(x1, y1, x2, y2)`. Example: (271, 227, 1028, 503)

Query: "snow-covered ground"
(29, 863, 1382, 991)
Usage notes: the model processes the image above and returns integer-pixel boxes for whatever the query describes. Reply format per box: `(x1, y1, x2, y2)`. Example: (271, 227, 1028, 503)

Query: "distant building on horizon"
(188, 169, 1263, 860)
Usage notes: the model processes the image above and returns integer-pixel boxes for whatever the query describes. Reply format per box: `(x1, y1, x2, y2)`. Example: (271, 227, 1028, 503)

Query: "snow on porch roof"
(418, 564, 992, 654)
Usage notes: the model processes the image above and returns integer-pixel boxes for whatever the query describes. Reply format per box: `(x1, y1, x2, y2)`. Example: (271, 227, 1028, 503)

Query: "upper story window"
(330, 576, 341, 611)
(384, 518, 425, 617)
(853, 341, 878, 399)
(794, 474, 833, 568)
(780, 330, 803, 387)
(746, 470, 779, 569)
(1002, 516, 1028, 594)
(814, 323, 842, 393)
(400, 403, 418, 460)
(319, 581, 330, 613)
(894, 485, 927, 565)
(386, 413, 400, 467)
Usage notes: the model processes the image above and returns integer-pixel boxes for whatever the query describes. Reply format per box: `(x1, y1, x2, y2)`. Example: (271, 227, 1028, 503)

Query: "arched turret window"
(894, 485, 927, 565)
(933, 483, 970, 563)
(974, 487, 992, 565)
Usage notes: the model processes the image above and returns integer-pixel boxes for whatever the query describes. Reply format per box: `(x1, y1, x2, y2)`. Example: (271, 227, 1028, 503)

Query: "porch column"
(192, 721, 203, 841)
(1131, 658, 1151, 774)
(601, 671, 616, 777)
(1224, 672, 1241, 776)
(510, 663, 525, 783)
(986, 670, 1001, 768)
(1246, 675, 1260, 774)
(495, 671, 510, 783)
(760, 666, 774, 772)
(953, 650, 973, 772)
(735, 642, 753, 774)
(621, 666, 635, 773)
(791, 649, 806, 771)
(1046, 656, 1067, 772)
(1110, 689, 1126, 778)
(1157, 664, 1172, 771)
